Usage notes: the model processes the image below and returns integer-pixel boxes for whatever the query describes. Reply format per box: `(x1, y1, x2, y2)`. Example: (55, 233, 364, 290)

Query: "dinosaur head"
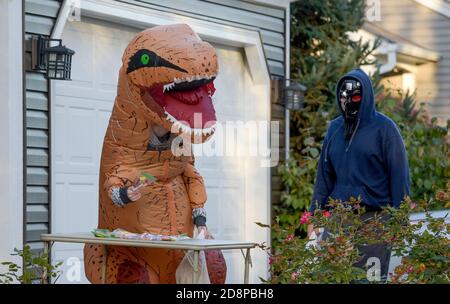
(122, 24, 218, 141)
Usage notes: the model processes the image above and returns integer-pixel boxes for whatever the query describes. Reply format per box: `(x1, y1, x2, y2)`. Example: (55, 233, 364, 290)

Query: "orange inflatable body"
(83, 24, 218, 284)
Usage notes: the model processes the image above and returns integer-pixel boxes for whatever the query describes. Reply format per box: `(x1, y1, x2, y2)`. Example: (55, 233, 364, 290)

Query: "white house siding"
(375, 0, 450, 120)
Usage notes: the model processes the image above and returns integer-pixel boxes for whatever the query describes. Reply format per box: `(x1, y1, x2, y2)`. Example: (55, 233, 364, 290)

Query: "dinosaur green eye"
(140, 54, 150, 65)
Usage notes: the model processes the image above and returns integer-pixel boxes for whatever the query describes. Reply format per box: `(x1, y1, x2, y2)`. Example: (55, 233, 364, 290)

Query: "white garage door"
(52, 18, 269, 284)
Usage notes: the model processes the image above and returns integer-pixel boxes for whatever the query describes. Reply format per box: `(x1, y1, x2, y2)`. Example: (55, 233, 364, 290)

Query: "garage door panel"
(54, 94, 113, 175)
(222, 188, 244, 235)
(204, 188, 220, 234)
(53, 174, 98, 235)
(53, 104, 65, 165)
(223, 250, 243, 283)
(52, 243, 89, 283)
(68, 106, 96, 162)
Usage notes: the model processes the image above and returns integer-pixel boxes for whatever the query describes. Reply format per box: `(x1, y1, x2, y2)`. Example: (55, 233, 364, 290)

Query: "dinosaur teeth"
(171, 74, 217, 84)
(163, 82, 175, 92)
(164, 110, 215, 136)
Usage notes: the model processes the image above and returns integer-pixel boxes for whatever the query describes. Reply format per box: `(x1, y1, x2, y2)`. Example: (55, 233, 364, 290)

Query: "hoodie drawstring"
(345, 118, 360, 152)
(324, 124, 343, 162)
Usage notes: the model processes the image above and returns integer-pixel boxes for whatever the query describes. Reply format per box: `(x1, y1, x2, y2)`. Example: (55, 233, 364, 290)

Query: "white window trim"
(50, 0, 272, 282)
(0, 0, 23, 270)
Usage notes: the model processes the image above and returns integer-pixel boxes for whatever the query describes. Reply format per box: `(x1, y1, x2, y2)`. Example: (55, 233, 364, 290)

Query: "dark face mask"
(339, 79, 362, 139)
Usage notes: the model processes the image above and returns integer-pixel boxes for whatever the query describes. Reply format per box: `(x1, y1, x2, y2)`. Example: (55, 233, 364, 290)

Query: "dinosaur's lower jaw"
(143, 81, 217, 135)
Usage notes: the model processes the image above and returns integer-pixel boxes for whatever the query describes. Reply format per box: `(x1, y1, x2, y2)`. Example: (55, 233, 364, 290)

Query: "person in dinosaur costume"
(83, 24, 224, 284)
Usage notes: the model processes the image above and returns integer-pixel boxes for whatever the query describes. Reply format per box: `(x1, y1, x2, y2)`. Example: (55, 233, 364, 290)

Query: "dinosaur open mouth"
(142, 75, 217, 135)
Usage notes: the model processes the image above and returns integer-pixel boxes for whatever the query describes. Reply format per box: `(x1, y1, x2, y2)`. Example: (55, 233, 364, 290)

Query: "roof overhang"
(245, 0, 296, 9)
(412, 0, 450, 18)
(362, 23, 440, 64)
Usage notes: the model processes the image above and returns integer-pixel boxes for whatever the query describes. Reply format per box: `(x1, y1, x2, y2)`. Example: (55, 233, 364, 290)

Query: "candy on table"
(92, 228, 190, 241)
(91, 228, 117, 238)
(112, 228, 139, 239)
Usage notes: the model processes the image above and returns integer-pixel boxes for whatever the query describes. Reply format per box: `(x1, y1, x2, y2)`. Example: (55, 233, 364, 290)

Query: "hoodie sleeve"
(384, 130, 410, 208)
(310, 129, 337, 213)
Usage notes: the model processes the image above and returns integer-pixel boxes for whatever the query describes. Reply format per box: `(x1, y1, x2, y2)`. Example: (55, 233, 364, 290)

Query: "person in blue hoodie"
(308, 68, 410, 281)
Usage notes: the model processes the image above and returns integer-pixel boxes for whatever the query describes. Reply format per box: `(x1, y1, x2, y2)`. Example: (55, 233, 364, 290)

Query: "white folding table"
(41, 233, 256, 284)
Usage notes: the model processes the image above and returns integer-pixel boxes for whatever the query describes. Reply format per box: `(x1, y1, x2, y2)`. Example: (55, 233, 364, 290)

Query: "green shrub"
(377, 90, 449, 209)
(0, 245, 62, 284)
(269, 195, 449, 284)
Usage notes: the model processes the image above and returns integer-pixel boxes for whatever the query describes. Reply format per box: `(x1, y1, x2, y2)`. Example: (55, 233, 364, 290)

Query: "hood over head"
(335, 68, 375, 127)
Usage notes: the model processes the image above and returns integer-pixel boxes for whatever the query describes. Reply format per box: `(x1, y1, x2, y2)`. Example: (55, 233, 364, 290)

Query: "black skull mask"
(339, 78, 362, 120)
(339, 78, 362, 139)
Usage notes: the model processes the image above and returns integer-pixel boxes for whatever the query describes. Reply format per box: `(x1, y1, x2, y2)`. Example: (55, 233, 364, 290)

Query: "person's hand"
(127, 186, 142, 202)
(197, 225, 210, 239)
(307, 224, 321, 239)
(127, 175, 154, 202)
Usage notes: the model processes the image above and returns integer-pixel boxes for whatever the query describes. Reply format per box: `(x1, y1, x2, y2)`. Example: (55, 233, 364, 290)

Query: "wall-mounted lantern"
(31, 35, 75, 80)
(279, 79, 307, 111)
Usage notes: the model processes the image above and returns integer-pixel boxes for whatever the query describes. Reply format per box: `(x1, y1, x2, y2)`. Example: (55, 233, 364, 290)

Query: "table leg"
(42, 241, 51, 284)
(101, 245, 108, 284)
(192, 250, 199, 284)
(244, 248, 251, 284)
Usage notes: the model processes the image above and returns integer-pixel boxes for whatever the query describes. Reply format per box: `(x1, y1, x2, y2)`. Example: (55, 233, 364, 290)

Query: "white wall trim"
(0, 0, 24, 273)
(412, 0, 450, 18)
(51, 0, 72, 39)
(284, 4, 290, 161)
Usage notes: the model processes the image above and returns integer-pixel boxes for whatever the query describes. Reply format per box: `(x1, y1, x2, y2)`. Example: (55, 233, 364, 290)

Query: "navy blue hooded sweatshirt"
(310, 69, 410, 212)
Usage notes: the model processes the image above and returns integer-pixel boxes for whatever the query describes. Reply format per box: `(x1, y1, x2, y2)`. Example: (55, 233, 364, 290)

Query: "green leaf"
(140, 171, 157, 182)
(254, 222, 271, 228)
(309, 148, 319, 158)
(303, 137, 315, 146)
(386, 99, 396, 108)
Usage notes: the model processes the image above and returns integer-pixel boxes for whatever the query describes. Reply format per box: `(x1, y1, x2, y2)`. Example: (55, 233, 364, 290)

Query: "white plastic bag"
(306, 228, 324, 249)
(175, 227, 210, 284)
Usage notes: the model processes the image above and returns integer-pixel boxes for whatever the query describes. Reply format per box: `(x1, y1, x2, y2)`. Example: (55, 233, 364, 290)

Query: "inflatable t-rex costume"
(83, 24, 220, 284)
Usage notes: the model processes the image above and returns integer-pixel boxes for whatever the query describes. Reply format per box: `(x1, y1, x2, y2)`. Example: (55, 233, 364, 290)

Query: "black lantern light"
(31, 35, 75, 80)
(281, 80, 307, 111)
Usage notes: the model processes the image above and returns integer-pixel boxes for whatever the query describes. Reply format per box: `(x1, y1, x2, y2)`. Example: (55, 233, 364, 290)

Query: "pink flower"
(323, 210, 331, 218)
(291, 271, 300, 281)
(285, 234, 295, 242)
(300, 212, 312, 225)
(410, 202, 417, 209)
(269, 255, 276, 265)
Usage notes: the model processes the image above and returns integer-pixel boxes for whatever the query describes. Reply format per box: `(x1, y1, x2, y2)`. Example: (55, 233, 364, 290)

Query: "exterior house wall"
(23, 0, 62, 253)
(22, 0, 288, 253)
(376, 0, 450, 120)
